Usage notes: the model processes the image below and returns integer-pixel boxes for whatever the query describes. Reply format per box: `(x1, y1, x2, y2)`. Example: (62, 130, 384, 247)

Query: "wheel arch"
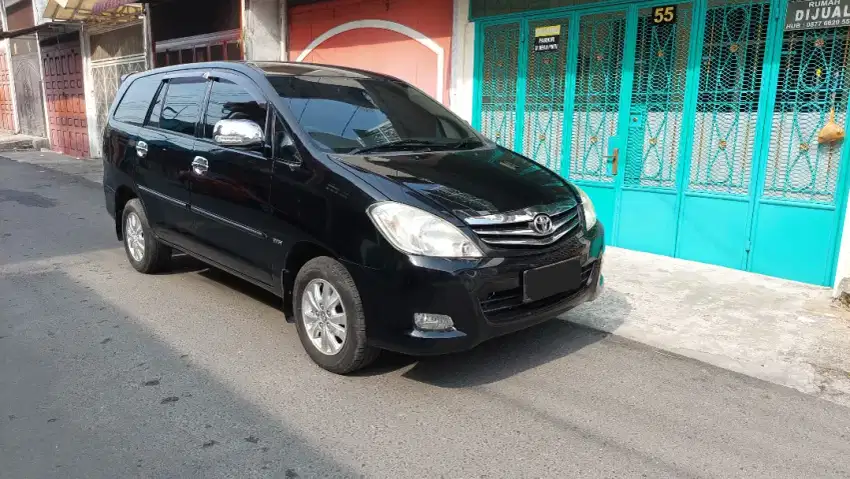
(114, 185, 138, 240)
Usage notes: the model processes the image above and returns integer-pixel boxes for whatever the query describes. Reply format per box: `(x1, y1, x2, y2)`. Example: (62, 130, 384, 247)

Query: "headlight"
(576, 187, 597, 230)
(367, 202, 483, 258)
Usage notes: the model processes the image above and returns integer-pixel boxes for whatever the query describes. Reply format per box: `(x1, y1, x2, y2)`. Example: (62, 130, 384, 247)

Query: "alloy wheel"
(125, 212, 145, 262)
(301, 279, 348, 355)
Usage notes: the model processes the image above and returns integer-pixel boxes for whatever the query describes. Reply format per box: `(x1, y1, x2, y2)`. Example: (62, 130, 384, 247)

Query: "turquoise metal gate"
(473, 0, 850, 286)
(751, 23, 850, 284)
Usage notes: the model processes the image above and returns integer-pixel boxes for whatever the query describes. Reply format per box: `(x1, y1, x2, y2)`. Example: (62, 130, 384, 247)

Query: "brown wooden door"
(42, 39, 89, 158)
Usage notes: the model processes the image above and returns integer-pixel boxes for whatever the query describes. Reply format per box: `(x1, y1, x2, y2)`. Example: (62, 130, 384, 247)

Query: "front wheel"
(293, 257, 378, 374)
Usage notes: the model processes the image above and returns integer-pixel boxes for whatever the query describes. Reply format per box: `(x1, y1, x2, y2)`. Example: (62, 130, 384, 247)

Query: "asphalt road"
(2, 155, 850, 479)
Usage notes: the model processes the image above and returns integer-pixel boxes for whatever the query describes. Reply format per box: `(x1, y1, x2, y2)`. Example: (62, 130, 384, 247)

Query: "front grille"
(480, 261, 595, 323)
(465, 204, 581, 247)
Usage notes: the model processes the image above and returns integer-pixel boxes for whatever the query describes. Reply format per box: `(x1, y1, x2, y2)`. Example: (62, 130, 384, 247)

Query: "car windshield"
(266, 74, 482, 154)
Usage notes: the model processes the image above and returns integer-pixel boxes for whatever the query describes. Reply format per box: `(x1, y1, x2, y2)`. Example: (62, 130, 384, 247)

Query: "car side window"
(203, 78, 267, 151)
(113, 75, 161, 126)
(159, 78, 207, 136)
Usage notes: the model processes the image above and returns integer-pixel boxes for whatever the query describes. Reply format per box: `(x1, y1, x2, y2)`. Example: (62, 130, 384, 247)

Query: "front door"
(189, 74, 274, 284)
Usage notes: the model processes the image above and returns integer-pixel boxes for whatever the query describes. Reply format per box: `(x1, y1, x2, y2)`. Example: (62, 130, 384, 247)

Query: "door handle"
(136, 140, 148, 158)
(192, 156, 209, 175)
(604, 148, 620, 175)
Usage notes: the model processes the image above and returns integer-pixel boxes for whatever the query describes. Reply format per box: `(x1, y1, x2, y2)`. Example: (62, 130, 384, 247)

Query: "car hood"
(333, 145, 578, 219)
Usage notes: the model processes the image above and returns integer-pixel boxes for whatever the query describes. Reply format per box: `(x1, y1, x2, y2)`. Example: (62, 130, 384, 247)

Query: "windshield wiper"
(349, 139, 448, 155)
(446, 138, 483, 149)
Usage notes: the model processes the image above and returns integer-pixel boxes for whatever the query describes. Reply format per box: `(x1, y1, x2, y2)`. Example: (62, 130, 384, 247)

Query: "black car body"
(102, 61, 604, 373)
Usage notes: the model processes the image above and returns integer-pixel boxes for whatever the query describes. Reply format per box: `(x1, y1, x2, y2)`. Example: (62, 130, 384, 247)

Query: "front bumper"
(346, 223, 605, 356)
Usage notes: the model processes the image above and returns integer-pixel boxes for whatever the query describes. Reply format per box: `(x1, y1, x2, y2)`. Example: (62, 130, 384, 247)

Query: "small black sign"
(533, 25, 561, 53)
(534, 35, 560, 52)
(652, 5, 677, 24)
(785, 0, 850, 31)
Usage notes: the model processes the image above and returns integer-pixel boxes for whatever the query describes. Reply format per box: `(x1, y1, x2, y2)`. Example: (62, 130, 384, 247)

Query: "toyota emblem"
(532, 214, 553, 235)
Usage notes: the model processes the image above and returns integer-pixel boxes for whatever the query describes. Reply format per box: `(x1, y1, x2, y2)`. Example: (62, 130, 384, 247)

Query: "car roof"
(249, 61, 399, 81)
(128, 61, 400, 83)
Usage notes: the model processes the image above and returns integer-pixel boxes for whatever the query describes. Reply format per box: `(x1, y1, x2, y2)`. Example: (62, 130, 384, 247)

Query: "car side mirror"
(213, 119, 264, 147)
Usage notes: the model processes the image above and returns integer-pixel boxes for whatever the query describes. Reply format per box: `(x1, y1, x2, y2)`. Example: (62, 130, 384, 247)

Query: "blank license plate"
(523, 259, 582, 302)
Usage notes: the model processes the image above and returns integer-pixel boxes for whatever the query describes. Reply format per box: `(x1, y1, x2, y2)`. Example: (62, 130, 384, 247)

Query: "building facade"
(11, 0, 850, 290)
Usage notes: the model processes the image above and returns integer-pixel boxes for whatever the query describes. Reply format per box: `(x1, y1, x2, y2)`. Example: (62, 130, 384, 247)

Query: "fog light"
(414, 313, 454, 331)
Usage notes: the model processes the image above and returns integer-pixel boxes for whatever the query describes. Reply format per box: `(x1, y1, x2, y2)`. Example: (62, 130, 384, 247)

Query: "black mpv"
(103, 62, 605, 374)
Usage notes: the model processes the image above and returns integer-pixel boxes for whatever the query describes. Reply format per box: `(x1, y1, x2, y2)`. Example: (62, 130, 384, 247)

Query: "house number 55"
(653, 5, 677, 24)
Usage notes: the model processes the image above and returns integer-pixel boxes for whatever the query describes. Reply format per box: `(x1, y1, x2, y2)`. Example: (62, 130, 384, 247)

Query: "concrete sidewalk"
(567, 248, 850, 407)
(0, 133, 50, 153)
(4, 150, 850, 407)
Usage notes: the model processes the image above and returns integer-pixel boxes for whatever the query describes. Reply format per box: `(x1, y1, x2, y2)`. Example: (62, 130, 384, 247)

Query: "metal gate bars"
(474, 0, 850, 286)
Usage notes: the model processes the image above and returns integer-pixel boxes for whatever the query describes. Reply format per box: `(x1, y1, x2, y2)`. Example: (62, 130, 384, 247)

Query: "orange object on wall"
(288, 0, 453, 104)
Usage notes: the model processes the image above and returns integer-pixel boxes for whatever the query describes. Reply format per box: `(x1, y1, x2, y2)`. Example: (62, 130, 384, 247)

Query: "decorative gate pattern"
(522, 18, 569, 170)
(43, 40, 89, 158)
(12, 51, 46, 138)
(474, 0, 850, 285)
(569, 12, 627, 183)
(763, 27, 850, 205)
(688, 1, 771, 195)
(91, 58, 146, 154)
(624, 4, 693, 189)
(0, 46, 15, 132)
(479, 22, 520, 150)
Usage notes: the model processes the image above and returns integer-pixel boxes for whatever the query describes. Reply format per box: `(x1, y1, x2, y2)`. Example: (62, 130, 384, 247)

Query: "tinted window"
(113, 75, 160, 125)
(267, 75, 479, 154)
(203, 79, 267, 140)
(159, 78, 207, 136)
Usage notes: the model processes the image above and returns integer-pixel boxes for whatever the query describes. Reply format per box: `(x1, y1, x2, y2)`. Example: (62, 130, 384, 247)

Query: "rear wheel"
(293, 257, 378, 374)
(122, 198, 171, 274)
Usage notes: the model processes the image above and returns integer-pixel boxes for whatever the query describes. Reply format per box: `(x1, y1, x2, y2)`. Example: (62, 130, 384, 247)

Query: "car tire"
(122, 198, 172, 274)
(293, 256, 379, 374)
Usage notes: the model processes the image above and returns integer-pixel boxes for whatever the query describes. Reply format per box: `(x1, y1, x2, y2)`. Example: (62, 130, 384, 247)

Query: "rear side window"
(113, 75, 161, 125)
(159, 78, 207, 136)
(202, 79, 267, 140)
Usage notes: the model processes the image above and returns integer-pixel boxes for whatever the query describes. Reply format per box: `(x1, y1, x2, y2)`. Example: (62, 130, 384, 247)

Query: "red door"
(42, 40, 89, 158)
(0, 46, 15, 132)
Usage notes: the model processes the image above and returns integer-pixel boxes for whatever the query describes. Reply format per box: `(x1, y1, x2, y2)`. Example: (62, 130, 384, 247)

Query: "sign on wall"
(786, 0, 850, 30)
(533, 25, 561, 53)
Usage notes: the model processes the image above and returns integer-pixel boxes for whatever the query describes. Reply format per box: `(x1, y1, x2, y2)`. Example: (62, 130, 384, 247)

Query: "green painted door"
(749, 25, 850, 285)
(616, 2, 697, 255)
(563, 8, 634, 234)
(477, 22, 522, 150)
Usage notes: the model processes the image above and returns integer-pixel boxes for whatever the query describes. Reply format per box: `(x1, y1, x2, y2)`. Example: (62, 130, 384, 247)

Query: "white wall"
(450, 0, 475, 123)
(244, 0, 283, 61)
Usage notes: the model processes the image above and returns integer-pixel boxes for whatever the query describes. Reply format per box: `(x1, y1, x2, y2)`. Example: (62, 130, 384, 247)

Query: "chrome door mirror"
(213, 119, 264, 147)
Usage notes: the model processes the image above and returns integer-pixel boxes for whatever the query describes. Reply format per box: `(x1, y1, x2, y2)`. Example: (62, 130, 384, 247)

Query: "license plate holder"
(523, 259, 582, 303)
